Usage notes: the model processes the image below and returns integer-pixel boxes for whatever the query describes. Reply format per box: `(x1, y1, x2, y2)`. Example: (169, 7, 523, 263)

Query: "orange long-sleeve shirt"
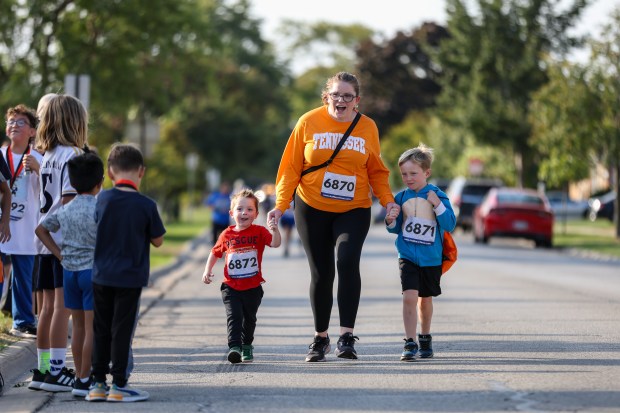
(275, 106, 395, 213)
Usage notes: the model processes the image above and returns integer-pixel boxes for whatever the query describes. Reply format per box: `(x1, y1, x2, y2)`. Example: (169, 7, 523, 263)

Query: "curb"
(0, 337, 37, 391)
(0, 231, 210, 394)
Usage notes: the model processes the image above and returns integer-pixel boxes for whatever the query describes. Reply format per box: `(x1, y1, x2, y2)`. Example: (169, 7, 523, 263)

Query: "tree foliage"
(356, 23, 449, 134)
(434, 0, 589, 187)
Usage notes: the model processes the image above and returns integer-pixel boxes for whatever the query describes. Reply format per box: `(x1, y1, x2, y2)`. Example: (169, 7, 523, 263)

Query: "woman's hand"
(267, 208, 283, 225)
(385, 202, 400, 217)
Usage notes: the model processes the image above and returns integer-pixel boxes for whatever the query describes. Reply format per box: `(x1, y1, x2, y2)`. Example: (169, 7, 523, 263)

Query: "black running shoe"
(28, 369, 47, 390)
(40, 367, 75, 392)
(72, 376, 93, 397)
(401, 338, 418, 361)
(418, 334, 434, 358)
(305, 335, 331, 362)
(335, 332, 359, 359)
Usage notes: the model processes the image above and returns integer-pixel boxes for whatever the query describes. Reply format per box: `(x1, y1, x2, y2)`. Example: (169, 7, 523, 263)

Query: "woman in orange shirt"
(268, 72, 399, 362)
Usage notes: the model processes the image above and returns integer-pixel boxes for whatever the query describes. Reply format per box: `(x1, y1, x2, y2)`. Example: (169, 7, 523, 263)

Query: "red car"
(473, 187, 554, 248)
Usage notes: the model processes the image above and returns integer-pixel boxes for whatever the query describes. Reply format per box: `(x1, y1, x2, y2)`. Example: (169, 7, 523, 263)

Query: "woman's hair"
(398, 143, 434, 171)
(36, 93, 58, 118)
(321, 72, 361, 105)
(5, 104, 38, 129)
(35, 94, 88, 152)
(230, 188, 259, 211)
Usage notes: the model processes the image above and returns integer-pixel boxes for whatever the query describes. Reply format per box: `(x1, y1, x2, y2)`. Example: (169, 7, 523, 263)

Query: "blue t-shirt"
(40, 194, 97, 271)
(206, 191, 231, 226)
(93, 188, 166, 288)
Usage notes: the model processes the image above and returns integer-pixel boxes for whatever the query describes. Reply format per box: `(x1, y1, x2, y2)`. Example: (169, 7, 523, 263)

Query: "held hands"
(267, 216, 278, 231)
(202, 271, 214, 285)
(426, 191, 440, 208)
(384, 202, 401, 225)
(267, 208, 282, 225)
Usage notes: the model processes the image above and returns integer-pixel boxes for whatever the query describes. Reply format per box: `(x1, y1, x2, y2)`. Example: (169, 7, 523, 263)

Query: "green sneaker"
(242, 345, 254, 363)
(227, 346, 242, 364)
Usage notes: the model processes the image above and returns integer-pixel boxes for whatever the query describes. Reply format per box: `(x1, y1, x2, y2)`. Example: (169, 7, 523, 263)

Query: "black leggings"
(294, 196, 370, 332)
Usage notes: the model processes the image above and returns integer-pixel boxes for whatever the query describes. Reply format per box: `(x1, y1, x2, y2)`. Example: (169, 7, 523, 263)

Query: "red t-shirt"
(211, 224, 273, 291)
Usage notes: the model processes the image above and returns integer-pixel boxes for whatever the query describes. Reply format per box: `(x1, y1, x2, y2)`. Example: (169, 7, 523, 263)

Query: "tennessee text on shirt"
(312, 133, 366, 154)
(225, 235, 259, 248)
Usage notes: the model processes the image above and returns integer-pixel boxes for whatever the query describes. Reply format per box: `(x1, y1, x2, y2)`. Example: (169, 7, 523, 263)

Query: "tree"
(434, 0, 589, 187)
(588, 8, 620, 236)
(356, 23, 449, 134)
(529, 62, 600, 188)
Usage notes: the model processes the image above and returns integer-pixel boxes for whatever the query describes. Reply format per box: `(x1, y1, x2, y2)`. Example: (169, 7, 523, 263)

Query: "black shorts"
(399, 258, 442, 297)
(34, 255, 64, 290)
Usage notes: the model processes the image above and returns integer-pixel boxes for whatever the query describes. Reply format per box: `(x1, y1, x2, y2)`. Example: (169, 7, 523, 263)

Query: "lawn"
(150, 206, 211, 269)
(553, 218, 620, 259)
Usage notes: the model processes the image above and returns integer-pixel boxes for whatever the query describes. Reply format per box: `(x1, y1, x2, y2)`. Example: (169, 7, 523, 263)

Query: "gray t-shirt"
(41, 194, 97, 271)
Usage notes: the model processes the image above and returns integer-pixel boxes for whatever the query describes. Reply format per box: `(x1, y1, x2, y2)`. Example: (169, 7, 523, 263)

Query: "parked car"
(429, 178, 452, 192)
(446, 176, 503, 231)
(473, 187, 554, 248)
(546, 191, 588, 220)
(587, 191, 616, 221)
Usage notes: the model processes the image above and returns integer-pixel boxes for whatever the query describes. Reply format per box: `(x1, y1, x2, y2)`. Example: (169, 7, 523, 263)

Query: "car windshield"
(497, 193, 543, 206)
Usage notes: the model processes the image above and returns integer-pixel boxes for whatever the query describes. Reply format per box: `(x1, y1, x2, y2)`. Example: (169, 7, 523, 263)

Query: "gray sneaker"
(9, 325, 37, 339)
(335, 333, 359, 360)
(305, 335, 331, 362)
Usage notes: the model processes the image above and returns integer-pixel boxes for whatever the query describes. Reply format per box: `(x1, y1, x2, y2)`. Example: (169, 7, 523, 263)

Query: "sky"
(249, 0, 619, 73)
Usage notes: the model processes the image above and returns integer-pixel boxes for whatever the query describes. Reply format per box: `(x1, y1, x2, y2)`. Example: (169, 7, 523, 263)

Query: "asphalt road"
(2, 225, 619, 412)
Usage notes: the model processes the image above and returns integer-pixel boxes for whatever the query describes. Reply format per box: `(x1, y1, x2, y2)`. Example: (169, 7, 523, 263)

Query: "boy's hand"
(267, 217, 277, 231)
(427, 191, 440, 208)
(202, 271, 214, 284)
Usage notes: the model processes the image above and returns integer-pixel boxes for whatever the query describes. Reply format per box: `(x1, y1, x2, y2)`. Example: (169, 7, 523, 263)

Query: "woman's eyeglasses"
(328, 93, 356, 103)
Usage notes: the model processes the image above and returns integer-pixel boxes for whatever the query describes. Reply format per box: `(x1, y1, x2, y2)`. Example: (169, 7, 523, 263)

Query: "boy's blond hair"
(398, 143, 434, 171)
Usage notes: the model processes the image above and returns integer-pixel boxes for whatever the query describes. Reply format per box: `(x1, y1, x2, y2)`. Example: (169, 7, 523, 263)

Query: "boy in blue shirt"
(87, 144, 165, 402)
(385, 144, 456, 361)
(35, 152, 103, 395)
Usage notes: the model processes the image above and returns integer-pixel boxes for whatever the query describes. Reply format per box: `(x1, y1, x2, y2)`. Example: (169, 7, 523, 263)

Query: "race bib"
(9, 174, 29, 221)
(226, 248, 259, 278)
(321, 171, 356, 201)
(402, 216, 437, 245)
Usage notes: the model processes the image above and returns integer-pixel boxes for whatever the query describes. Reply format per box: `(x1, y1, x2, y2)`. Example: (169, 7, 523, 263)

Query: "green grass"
(150, 206, 211, 269)
(554, 218, 620, 259)
(0, 312, 18, 351)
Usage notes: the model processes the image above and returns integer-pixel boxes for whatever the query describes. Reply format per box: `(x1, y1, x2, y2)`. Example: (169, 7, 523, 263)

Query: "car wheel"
(535, 239, 552, 248)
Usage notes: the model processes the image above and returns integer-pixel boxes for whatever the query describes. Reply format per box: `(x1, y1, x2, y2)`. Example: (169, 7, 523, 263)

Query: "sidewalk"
(0, 231, 211, 395)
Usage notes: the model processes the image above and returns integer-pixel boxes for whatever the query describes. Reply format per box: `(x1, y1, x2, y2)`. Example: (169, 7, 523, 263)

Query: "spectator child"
(35, 153, 103, 396)
(385, 144, 456, 361)
(30, 95, 88, 391)
(88, 143, 165, 402)
(202, 189, 281, 363)
(2, 105, 42, 339)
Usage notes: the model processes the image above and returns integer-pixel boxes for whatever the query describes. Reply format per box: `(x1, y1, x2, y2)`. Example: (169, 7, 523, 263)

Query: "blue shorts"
(63, 268, 94, 310)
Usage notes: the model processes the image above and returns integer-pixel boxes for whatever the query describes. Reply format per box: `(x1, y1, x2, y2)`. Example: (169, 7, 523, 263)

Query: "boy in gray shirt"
(35, 152, 103, 396)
